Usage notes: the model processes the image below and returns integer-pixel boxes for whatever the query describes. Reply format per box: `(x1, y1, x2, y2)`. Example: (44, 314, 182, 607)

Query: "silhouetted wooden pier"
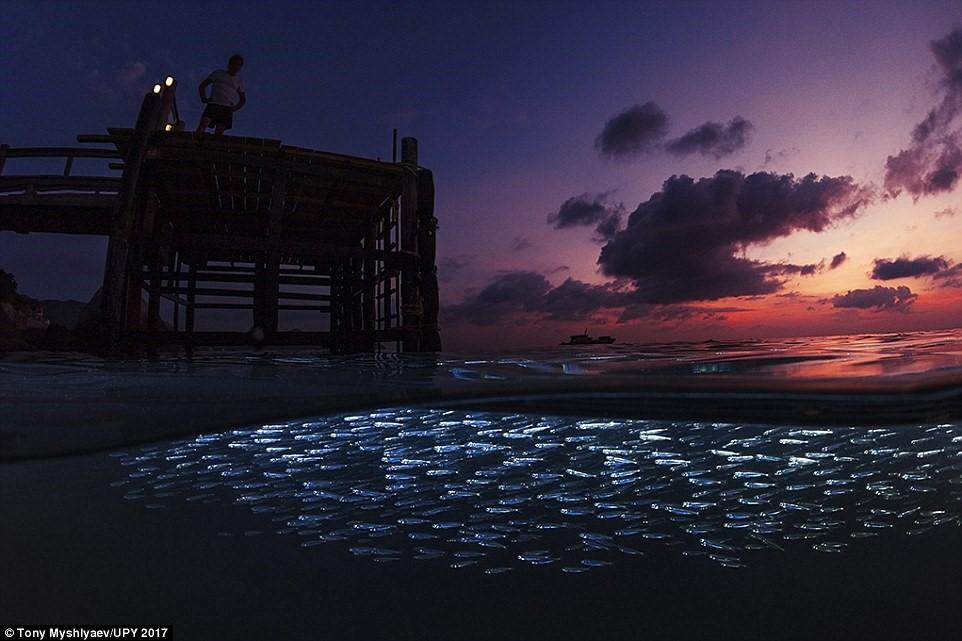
(0, 79, 440, 353)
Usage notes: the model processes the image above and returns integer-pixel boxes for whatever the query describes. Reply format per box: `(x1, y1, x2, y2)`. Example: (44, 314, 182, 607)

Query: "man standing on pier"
(196, 54, 246, 135)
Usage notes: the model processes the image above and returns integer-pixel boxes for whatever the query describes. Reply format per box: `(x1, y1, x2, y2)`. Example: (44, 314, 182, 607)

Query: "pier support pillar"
(399, 137, 420, 352)
(416, 168, 441, 351)
(101, 84, 174, 353)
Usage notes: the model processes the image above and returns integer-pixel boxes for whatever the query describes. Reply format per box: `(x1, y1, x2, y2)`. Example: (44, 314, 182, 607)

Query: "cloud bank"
(445, 169, 878, 326)
(665, 117, 754, 158)
(596, 103, 754, 161)
(830, 286, 917, 312)
(870, 255, 950, 280)
(547, 193, 624, 242)
(597, 170, 872, 304)
(442, 272, 631, 325)
(595, 102, 670, 159)
(884, 28, 962, 198)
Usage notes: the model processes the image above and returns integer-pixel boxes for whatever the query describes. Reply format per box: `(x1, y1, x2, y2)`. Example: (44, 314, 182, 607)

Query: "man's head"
(228, 54, 244, 74)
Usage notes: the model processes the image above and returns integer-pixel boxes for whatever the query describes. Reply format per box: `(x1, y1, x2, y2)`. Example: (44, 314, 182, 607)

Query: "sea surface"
(2, 329, 962, 640)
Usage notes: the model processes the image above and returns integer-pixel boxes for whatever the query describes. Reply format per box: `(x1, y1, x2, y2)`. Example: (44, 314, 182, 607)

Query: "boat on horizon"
(560, 330, 615, 345)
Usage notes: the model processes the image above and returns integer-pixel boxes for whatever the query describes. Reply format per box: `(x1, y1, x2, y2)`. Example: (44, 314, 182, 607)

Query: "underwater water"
(2, 329, 962, 640)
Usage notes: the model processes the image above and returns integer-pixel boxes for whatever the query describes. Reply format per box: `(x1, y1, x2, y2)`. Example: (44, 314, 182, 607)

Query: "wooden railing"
(0, 145, 123, 198)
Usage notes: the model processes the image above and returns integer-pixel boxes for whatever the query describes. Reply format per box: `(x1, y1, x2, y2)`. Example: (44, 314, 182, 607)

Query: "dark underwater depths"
(2, 450, 960, 641)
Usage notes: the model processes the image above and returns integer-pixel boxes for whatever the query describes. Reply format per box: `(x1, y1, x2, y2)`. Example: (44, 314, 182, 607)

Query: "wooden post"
(352, 255, 364, 348)
(416, 168, 441, 351)
(145, 195, 162, 336)
(380, 201, 388, 329)
(363, 218, 377, 339)
(262, 168, 288, 338)
(171, 253, 181, 332)
(101, 84, 174, 352)
(186, 262, 196, 340)
(399, 137, 420, 351)
(330, 260, 341, 352)
(252, 262, 264, 334)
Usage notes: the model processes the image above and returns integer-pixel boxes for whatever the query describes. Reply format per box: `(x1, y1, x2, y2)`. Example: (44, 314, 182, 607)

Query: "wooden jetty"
(0, 78, 441, 353)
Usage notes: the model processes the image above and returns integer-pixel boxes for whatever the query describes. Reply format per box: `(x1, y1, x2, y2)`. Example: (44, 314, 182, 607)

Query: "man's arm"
(198, 78, 212, 103)
(234, 91, 246, 112)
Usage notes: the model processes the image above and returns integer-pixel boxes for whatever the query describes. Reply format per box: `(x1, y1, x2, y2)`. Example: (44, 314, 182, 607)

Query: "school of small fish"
(111, 410, 962, 574)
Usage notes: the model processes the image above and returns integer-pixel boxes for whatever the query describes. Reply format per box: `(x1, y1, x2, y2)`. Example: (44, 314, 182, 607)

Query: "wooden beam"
(0, 176, 121, 192)
(155, 286, 331, 301)
(169, 232, 419, 265)
(77, 134, 119, 143)
(186, 262, 196, 338)
(148, 147, 403, 188)
(141, 271, 332, 285)
(2, 147, 120, 159)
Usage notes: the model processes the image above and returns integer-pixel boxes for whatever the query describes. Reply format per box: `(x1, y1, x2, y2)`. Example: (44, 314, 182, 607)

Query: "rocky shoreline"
(0, 269, 107, 352)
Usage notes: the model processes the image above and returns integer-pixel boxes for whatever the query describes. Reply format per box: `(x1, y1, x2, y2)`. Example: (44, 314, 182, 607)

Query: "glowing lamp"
(164, 124, 173, 132)
(153, 84, 162, 94)
(165, 76, 175, 87)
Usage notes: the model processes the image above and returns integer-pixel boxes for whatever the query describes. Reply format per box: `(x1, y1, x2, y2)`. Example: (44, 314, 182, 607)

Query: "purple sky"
(2, 1, 961, 351)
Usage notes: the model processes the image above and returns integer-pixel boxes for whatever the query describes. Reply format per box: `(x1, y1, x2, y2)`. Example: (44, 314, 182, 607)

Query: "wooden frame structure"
(0, 81, 441, 353)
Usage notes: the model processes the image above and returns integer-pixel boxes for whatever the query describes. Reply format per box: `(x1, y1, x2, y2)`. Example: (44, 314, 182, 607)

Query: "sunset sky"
(1, 1, 961, 351)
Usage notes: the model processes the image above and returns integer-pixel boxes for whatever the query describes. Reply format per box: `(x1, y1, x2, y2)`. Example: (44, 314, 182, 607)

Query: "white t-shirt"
(207, 69, 245, 107)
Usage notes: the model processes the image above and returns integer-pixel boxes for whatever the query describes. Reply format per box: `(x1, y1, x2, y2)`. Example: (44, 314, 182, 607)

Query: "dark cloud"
(596, 170, 872, 304)
(830, 286, 917, 312)
(442, 271, 552, 325)
(442, 272, 632, 325)
(439, 255, 474, 272)
(764, 147, 800, 166)
(616, 304, 746, 324)
(665, 117, 755, 158)
(933, 263, 962, 288)
(870, 255, 950, 280)
(884, 28, 962, 198)
(438, 254, 476, 282)
(547, 193, 624, 242)
(595, 102, 669, 159)
(442, 266, 759, 327)
(829, 252, 848, 269)
(768, 261, 823, 277)
(510, 236, 534, 252)
(541, 278, 632, 321)
(934, 207, 957, 218)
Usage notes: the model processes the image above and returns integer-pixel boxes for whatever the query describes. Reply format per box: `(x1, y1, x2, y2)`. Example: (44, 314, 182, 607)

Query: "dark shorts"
(202, 103, 234, 130)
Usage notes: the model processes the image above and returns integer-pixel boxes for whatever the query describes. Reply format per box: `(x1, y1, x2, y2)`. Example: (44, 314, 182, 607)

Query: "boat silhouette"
(560, 329, 615, 345)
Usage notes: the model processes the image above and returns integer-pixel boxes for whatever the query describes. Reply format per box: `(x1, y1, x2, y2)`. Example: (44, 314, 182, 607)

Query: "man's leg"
(196, 116, 212, 133)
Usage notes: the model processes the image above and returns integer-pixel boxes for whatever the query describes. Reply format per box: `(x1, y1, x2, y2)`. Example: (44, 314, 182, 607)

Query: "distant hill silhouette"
(1, 269, 169, 352)
(1, 269, 98, 350)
